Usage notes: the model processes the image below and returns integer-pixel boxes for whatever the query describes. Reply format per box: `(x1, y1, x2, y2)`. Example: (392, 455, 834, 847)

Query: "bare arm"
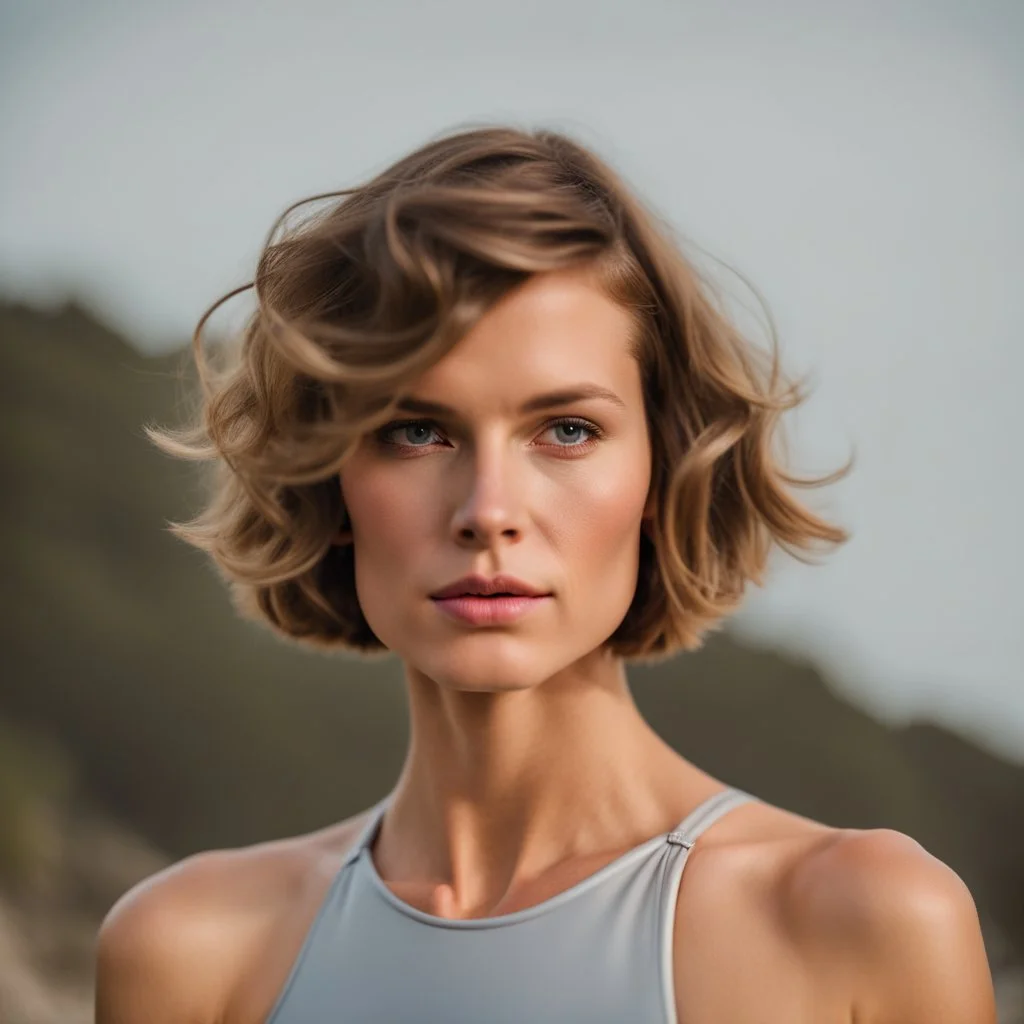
(95, 852, 241, 1024)
(803, 829, 998, 1024)
(855, 833, 997, 1023)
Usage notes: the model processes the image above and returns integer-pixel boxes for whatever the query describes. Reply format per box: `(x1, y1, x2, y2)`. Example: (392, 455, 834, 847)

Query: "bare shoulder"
(672, 797, 997, 1024)
(786, 826, 998, 1023)
(671, 796, 852, 1023)
(95, 809, 375, 1024)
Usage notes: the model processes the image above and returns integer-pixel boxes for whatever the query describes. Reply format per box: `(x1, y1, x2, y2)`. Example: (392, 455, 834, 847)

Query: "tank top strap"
(665, 785, 755, 850)
(340, 794, 392, 869)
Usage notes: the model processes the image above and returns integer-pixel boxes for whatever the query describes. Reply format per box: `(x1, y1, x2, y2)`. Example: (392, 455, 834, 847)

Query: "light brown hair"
(146, 122, 851, 664)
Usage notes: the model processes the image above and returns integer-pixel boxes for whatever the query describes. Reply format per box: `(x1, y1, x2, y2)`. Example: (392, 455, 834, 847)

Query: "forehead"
(411, 268, 638, 407)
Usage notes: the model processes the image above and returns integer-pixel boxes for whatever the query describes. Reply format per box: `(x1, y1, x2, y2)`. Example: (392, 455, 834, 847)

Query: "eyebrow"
(393, 383, 627, 417)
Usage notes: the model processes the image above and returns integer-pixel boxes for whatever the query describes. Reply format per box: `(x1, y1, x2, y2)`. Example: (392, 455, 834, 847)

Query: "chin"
(406, 637, 571, 693)
(440, 675, 540, 694)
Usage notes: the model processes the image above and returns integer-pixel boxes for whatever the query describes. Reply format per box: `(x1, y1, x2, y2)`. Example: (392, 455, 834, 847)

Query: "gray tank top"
(265, 785, 756, 1024)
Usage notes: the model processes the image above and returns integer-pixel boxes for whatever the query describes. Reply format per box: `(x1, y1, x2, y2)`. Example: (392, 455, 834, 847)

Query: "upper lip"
(430, 574, 550, 599)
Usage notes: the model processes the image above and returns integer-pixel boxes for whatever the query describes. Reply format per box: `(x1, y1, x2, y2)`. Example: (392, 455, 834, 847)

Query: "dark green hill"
(1, 296, 1021, 961)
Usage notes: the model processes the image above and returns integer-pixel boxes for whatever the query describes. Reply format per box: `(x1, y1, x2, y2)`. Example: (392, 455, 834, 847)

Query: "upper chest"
(225, 823, 853, 1024)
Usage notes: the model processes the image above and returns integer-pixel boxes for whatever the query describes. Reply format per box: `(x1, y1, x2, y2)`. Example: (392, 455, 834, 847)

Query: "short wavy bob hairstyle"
(146, 122, 852, 664)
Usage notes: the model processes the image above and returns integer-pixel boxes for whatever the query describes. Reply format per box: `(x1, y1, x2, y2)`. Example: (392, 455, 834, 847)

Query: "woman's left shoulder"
(784, 825, 998, 1023)
(788, 825, 982, 943)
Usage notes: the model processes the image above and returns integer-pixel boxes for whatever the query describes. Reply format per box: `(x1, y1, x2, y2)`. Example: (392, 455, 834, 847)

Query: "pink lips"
(431, 594, 551, 626)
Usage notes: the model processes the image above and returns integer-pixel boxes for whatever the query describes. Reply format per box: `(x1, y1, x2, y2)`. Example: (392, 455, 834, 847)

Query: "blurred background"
(1, 1, 1022, 1021)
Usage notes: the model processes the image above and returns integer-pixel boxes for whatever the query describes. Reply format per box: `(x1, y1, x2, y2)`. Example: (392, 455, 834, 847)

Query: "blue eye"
(375, 417, 604, 452)
(388, 422, 439, 447)
(549, 421, 596, 446)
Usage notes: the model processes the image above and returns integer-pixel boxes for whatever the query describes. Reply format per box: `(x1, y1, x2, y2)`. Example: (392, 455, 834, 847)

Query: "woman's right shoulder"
(95, 807, 376, 1024)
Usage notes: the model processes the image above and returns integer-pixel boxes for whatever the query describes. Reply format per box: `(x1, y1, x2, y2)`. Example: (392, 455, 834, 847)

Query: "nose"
(449, 442, 527, 548)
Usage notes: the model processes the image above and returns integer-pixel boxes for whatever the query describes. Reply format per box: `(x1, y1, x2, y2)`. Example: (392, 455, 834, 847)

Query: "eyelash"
(374, 416, 606, 454)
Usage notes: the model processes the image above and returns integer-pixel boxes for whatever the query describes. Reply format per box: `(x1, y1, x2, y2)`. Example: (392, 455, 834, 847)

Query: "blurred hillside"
(0, 297, 1022, 1021)
(0, 716, 169, 1023)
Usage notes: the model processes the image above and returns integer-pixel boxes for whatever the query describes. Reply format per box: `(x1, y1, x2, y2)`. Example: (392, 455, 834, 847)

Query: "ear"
(641, 488, 657, 528)
(331, 505, 352, 546)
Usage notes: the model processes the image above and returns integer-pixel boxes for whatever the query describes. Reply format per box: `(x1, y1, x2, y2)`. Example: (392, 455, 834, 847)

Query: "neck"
(375, 647, 711, 917)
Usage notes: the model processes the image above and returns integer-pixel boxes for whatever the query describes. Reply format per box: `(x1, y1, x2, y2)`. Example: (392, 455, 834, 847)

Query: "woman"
(96, 124, 996, 1023)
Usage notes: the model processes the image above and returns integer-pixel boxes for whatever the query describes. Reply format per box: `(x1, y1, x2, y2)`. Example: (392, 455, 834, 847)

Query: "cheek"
(342, 462, 424, 546)
(347, 482, 450, 660)
(340, 468, 428, 620)
(553, 462, 649, 555)
(357, 498, 431, 585)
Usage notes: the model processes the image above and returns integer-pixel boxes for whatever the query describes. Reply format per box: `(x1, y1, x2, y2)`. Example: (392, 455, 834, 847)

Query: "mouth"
(430, 592, 551, 626)
(429, 574, 550, 601)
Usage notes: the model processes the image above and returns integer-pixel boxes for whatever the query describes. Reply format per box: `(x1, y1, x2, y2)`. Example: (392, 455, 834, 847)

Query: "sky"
(1, 0, 1021, 761)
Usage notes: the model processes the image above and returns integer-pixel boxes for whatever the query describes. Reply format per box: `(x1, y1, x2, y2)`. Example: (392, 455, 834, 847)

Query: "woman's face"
(337, 265, 655, 692)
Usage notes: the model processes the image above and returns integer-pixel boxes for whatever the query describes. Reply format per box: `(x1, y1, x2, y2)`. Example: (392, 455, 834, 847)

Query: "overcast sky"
(2, 0, 1021, 761)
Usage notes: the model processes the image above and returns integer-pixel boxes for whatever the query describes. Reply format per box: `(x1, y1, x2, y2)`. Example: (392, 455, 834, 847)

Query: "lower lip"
(431, 594, 551, 626)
